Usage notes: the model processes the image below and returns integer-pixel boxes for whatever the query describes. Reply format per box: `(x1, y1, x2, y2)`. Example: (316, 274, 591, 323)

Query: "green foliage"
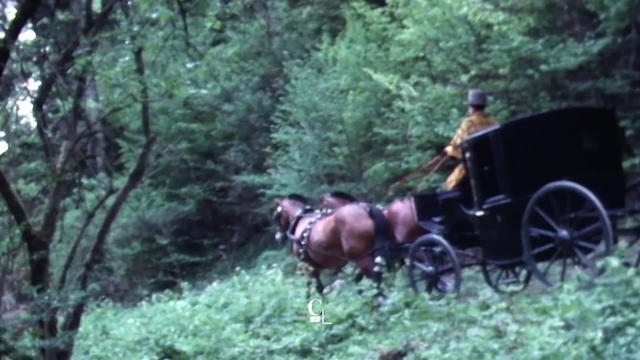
(266, 0, 640, 199)
(74, 249, 640, 359)
(98, 0, 355, 294)
(2, 0, 640, 356)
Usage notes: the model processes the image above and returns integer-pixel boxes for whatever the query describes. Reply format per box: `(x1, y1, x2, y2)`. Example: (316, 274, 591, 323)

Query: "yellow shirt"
(445, 112, 496, 190)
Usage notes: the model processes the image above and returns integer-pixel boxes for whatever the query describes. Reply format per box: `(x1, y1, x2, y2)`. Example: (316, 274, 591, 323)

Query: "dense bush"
(74, 248, 640, 359)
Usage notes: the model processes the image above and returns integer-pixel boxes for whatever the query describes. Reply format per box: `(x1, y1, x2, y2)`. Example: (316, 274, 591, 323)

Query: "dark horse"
(273, 194, 388, 296)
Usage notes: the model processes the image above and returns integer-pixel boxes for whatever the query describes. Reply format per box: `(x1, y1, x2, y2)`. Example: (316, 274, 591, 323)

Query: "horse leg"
(312, 268, 324, 295)
(372, 265, 385, 301)
(353, 270, 364, 283)
(357, 256, 385, 299)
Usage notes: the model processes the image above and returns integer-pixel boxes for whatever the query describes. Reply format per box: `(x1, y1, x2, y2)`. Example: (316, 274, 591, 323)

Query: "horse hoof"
(374, 292, 387, 304)
(323, 279, 346, 294)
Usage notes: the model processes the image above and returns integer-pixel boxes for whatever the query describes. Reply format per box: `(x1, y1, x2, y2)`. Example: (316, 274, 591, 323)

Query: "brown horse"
(273, 194, 382, 295)
(319, 191, 359, 210)
(383, 197, 426, 244)
(320, 192, 425, 245)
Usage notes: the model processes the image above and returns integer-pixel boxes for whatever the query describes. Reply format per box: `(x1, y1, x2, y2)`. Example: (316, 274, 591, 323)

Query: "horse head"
(273, 192, 388, 296)
(320, 191, 358, 210)
(272, 194, 310, 243)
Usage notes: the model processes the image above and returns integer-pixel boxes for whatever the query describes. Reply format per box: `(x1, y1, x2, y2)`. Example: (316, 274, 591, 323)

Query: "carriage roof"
(461, 107, 625, 209)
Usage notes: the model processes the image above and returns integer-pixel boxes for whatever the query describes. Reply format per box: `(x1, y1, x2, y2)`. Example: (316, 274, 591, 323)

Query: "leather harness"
(286, 207, 335, 267)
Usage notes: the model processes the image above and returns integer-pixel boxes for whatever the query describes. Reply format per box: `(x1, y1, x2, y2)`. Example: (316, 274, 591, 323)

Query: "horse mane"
(327, 191, 358, 203)
(285, 193, 309, 204)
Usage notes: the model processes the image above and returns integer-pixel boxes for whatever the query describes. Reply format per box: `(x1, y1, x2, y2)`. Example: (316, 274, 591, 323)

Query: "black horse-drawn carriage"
(406, 107, 640, 294)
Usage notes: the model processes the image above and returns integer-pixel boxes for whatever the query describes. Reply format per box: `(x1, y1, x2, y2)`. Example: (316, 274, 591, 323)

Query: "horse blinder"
(272, 206, 288, 243)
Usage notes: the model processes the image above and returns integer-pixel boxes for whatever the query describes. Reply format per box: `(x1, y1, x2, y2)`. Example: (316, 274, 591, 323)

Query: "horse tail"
(368, 206, 396, 270)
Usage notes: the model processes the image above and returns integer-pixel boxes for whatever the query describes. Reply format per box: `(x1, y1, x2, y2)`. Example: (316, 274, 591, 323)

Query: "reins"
(388, 152, 448, 193)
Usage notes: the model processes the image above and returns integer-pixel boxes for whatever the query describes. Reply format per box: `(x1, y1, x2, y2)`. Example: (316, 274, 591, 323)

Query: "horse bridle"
(272, 205, 285, 242)
(272, 205, 315, 243)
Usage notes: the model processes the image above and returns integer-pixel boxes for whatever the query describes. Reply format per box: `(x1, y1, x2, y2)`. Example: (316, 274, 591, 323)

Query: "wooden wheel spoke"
(575, 240, 599, 252)
(575, 249, 597, 274)
(534, 206, 561, 232)
(426, 251, 437, 266)
(435, 264, 455, 276)
(501, 268, 518, 285)
(574, 248, 598, 274)
(495, 268, 504, 284)
(436, 277, 450, 292)
(529, 227, 556, 238)
(508, 268, 518, 280)
(574, 221, 603, 240)
(510, 268, 523, 282)
(543, 250, 561, 275)
(413, 261, 432, 273)
(530, 242, 556, 256)
(426, 278, 435, 292)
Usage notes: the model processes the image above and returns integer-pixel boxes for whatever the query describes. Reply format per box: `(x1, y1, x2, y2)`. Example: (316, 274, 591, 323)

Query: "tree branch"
(0, 170, 49, 289)
(33, 0, 119, 163)
(57, 186, 115, 290)
(176, 0, 191, 49)
(83, 0, 94, 31)
(0, 0, 43, 80)
(134, 47, 151, 138)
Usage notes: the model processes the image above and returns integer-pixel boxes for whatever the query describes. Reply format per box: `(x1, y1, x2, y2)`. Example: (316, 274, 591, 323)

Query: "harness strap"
(286, 206, 314, 242)
(286, 206, 396, 268)
(287, 208, 334, 266)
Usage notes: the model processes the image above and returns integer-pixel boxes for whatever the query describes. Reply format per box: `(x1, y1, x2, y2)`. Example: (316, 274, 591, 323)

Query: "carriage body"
(464, 107, 624, 208)
(409, 107, 629, 294)
(462, 107, 625, 262)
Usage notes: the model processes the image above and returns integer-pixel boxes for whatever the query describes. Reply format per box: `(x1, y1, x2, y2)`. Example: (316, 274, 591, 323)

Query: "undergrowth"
(74, 247, 640, 360)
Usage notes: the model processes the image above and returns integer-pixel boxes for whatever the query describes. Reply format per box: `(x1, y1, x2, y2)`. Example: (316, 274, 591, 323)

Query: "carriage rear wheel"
(521, 181, 613, 287)
(481, 262, 532, 293)
(408, 234, 461, 297)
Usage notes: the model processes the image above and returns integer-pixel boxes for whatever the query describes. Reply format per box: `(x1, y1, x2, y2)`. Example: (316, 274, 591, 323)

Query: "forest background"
(1, 0, 640, 358)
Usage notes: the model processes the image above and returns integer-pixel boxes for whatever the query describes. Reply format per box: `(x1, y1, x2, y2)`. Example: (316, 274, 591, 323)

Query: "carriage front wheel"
(408, 234, 461, 296)
(521, 181, 614, 287)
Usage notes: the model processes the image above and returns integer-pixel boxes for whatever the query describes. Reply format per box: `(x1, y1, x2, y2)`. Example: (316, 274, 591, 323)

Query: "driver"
(444, 89, 496, 190)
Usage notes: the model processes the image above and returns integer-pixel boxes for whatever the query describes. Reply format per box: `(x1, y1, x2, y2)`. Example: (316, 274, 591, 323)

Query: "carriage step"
(418, 220, 446, 234)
